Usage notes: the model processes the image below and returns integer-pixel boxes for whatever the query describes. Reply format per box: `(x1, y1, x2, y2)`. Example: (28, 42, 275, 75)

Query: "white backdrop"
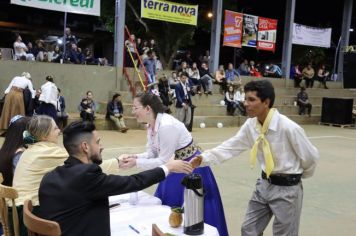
(292, 23, 332, 48)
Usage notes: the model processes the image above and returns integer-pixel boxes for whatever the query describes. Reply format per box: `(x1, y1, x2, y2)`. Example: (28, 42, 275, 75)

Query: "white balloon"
(220, 100, 225, 106)
(217, 122, 223, 128)
(199, 123, 206, 128)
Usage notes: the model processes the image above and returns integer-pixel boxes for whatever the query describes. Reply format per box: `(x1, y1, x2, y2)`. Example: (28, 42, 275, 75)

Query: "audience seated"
(225, 85, 236, 116)
(106, 93, 129, 133)
(199, 62, 213, 95)
(225, 63, 241, 85)
(234, 86, 246, 115)
(237, 59, 250, 75)
(316, 64, 329, 89)
(158, 75, 173, 114)
(297, 87, 312, 116)
(187, 62, 202, 95)
(13, 34, 34, 61)
(264, 63, 282, 78)
(79, 91, 96, 122)
(302, 63, 315, 88)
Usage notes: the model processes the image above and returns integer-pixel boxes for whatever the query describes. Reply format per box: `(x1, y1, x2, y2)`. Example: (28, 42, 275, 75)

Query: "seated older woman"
(13, 115, 120, 208)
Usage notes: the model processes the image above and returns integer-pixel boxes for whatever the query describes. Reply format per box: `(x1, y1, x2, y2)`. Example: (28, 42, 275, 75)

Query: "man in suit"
(175, 72, 193, 129)
(38, 121, 193, 236)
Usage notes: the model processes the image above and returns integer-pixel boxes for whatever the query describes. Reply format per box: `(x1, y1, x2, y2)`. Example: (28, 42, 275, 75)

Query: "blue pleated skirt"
(155, 150, 229, 236)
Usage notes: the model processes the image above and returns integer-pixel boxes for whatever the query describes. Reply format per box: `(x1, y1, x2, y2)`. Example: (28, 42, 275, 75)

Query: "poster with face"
(242, 14, 258, 47)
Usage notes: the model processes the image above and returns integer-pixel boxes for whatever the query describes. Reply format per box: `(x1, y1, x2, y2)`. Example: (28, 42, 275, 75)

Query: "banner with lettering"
(141, 0, 198, 26)
(292, 23, 332, 48)
(242, 14, 258, 47)
(257, 17, 277, 52)
(11, 0, 100, 16)
(223, 10, 243, 48)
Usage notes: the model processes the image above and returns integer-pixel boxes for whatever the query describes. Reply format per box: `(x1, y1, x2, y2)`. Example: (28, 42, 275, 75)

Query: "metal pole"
(209, 0, 222, 72)
(281, 0, 296, 86)
(333, 36, 342, 80)
(337, 0, 353, 84)
(114, 0, 126, 68)
(63, 12, 67, 59)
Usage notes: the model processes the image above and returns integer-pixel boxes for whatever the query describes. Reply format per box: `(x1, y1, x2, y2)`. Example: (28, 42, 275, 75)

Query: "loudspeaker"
(343, 53, 356, 88)
(321, 97, 353, 124)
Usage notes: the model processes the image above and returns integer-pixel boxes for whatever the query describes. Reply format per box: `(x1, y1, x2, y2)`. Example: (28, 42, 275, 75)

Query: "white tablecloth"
(109, 192, 219, 236)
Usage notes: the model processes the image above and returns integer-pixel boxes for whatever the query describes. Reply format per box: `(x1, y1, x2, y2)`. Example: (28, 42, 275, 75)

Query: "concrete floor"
(3, 125, 355, 235)
(96, 125, 356, 236)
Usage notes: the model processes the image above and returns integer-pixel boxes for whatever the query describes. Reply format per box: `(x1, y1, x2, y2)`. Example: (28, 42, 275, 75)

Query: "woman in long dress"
(0, 72, 35, 130)
(120, 92, 229, 236)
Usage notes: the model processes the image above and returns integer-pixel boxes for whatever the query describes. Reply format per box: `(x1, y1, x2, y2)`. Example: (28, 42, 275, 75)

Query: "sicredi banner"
(11, 0, 100, 16)
(223, 10, 243, 48)
(141, 0, 198, 26)
(292, 23, 332, 48)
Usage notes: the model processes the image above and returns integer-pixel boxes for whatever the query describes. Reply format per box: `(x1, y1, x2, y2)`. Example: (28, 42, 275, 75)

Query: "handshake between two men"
(117, 154, 203, 174)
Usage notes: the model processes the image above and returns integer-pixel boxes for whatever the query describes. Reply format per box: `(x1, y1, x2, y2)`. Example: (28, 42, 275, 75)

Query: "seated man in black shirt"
(38, 121, 193, 236)
(297, 86, 312, 116)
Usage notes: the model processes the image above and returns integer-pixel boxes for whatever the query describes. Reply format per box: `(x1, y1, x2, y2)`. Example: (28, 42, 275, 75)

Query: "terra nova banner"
(223, 10, 243, 48)
(11, 0, 100, 16)
(141, 0, 198, 26)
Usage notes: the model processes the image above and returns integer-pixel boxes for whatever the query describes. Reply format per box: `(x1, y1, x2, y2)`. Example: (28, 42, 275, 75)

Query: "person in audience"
(34, 40, 47, 62)
(191, 80, 319, 236)
(264, 63, 282, 78)
(65, 27, 78, 47)
(158, 75, 173, 113)
(225, 63, 241, 84)
(51, 45, 63, 63)
(187, 62, 202, 95)
(37, 76, 58, 120)
(119, 92, 228, 236)
(0, 72, 35, 130)
(106, 93, 129, 133)
(225, 85, 236, 116)
(291, 64, 303, 88)
(27, 42, 35, 56)
(37, 120, 192, 236)
(316, 64, 329, 89)
(13, 34, 34, 61)
(12, 115, 122, 235)
(168, 71, 179, 90)
(199, 62, 213, 95)
(124, 34, 137, 67)
(56, 88, 68, 130)
(214, 64, 227, 94)
(234, 85, 246, 116)
(237, 59, 250, 75)
(178, 61, 189, 75)
(67, 43, 80, 64)
(175, 72, 193, 129)
(302, 63, 315, 88)
(0, 115, 30, 186)
(149, 38, 159, 56)
(84, 48, 97, 65)
(297, 86, 312, 116)
(143, 50, 157, 85)
(249, 60, 262, 77)
(77, 47, 85, 64)
(79, 91, 96, 122)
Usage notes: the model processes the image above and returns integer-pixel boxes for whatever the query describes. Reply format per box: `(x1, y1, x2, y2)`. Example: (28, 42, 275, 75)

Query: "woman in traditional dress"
(0, 72, 35, 130)
(120, 92, 229, 236)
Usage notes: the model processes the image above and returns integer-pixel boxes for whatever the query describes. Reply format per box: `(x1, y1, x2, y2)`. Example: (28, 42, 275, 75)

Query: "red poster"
(223, 10, 243, 48)
(257, 17, 278, 52)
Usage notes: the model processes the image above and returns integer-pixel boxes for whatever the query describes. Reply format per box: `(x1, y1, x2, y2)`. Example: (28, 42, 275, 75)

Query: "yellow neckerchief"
(250, 108, 276, 178)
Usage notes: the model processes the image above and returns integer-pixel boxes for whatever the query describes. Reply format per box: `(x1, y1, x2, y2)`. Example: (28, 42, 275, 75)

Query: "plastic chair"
(0, 182, 20, 236)
(23, 200, 61, 236)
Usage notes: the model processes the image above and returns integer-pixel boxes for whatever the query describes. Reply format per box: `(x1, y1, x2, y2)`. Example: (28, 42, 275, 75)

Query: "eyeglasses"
(132, 106, 143, 111)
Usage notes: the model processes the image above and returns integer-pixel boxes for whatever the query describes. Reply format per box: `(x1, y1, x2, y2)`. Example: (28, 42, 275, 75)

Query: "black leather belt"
(261, 171, 302, 186)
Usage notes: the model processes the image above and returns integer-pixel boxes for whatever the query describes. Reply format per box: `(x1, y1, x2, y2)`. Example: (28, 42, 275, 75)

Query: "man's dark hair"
(46, 75, 54, 82)
(63, 121, 96, 156)
(112, 93, 121, 101)
(244, 80, 275, 108)
(180, 72, 189, 78)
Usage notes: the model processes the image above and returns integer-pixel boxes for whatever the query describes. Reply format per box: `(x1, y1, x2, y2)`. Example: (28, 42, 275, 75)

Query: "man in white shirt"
(13, 34, 34, 61)
(191, 80, 319, 236)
